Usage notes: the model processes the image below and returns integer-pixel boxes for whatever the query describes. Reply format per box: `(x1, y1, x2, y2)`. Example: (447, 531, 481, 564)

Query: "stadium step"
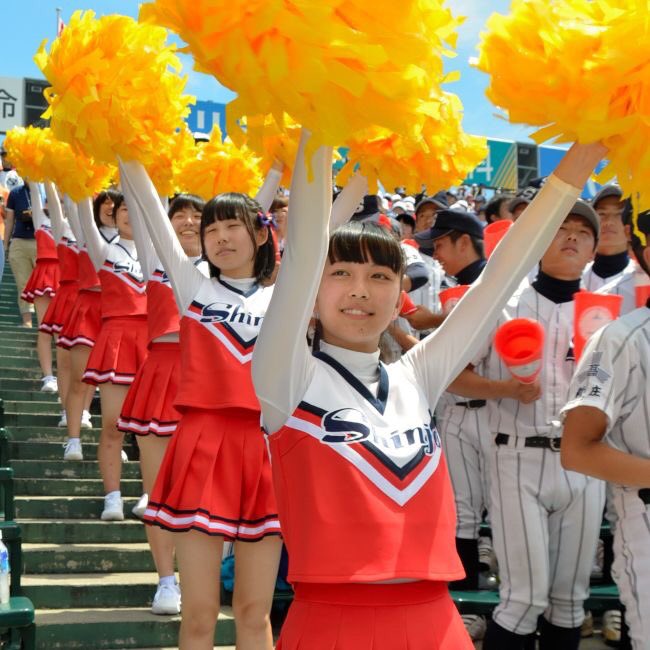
(0, 267, 212, 648)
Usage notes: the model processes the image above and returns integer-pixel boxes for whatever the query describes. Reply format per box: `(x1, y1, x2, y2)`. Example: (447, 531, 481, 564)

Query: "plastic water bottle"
(0, 530, 10, 604)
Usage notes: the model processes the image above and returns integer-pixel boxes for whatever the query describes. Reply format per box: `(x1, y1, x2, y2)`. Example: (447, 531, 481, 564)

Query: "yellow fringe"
(175, 126, 262, 200)
(338, 93, 487, 194)
(34, 10, 194, 166)
(478, 0, 650, 210)
(140, 0, 462, 156)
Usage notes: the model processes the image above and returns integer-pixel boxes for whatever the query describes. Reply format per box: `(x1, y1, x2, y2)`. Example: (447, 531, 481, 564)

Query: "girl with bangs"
(120, 161, 283, 649)
(252, 133, 606, 650)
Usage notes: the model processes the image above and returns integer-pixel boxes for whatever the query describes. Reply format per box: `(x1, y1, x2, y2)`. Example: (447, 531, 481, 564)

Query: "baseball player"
(469, 200, 605, 649)
(561, 208, 650, 650)
(583, 185, 636, 314)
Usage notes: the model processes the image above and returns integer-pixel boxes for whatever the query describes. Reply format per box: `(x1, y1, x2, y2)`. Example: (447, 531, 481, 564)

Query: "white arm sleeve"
(77, 198, 109, 270)
(255, 167, 283, 213)
(329, 174, 368, 230)
(403, 174, 581, 407)
(122, 180, 156, 282)
(252, 132, 333, 434)
(28, 182, 46, 231)
(43, 182, 70, 243)
(119, 160, 203, 312)
(64, 196, 84, 246)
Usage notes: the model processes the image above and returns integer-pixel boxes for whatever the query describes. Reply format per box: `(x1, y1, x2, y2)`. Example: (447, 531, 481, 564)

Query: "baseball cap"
(568, 199, 599, 239)
(414, 208, 485, 247)
(508, 186, 539, 213)
(592, 184, 623, 209)
(363, 212, 401, 236)
(352, 194, 382, 220)
(415, 191, 448, 215)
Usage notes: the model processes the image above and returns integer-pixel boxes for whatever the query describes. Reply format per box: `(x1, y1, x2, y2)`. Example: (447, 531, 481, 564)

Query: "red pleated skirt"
(57, 290, 102, 349)
(39, 281, 78, 334)
(117, 341, 181, 436)
(21, 259, 60, 302)
(82, 316, 148, 385)
(143, 408, 281, 541)
(277, 582, 473, 650)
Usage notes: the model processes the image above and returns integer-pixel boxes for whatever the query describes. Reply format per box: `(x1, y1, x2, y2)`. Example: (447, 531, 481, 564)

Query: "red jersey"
(57, 239, 79, 284)
(35, 225, 58, 262)
(175, 276, 273, 412)
(98, 241, 147, 319)
(268, 351, 463, 584)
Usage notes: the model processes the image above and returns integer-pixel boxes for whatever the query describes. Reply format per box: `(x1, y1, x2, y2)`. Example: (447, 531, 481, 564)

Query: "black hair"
(270, 196, 289, 212)
(92, 189, 120, 229)
(201, 192, 276, 282)
(168, 193, 205, 220)
(111, 192, 126, 216)
(449, 230, 485, 259)
(327, 221, 405, 276)
(485, 195, 513, 224)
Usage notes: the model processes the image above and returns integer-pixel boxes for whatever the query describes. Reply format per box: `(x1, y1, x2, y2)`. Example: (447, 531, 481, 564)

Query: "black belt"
(455, 400, 486, 409)
(495, 433, 562, 451)
(639, 489, 650, 505)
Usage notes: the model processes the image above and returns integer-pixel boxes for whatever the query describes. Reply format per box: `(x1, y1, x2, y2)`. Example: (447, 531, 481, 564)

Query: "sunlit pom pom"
(477, 0, 650, 208)
(41, 139, 116, 203)
(3, 126, 51, 182)
(34, 10, 194, 166)
(338, 93, 487, 195)
(140, 0, 462, 157)
(176, 126, 262, 200)
(144, 127, 196, 198)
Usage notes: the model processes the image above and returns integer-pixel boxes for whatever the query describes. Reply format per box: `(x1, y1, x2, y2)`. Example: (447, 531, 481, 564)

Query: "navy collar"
(313, 350, 389, 415)
(455, 258, 486, 285)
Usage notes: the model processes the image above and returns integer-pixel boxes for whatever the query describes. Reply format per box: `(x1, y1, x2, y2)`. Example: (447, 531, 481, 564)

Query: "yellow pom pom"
(140, 0, 462, 157)
(3, 126, 51, 182)
(176, 126, 262, 200)
(144, 127, 196, 197)
(339, 93, 487, 195)
(35, 10, 194, 166)
(478, 0, 650, 208)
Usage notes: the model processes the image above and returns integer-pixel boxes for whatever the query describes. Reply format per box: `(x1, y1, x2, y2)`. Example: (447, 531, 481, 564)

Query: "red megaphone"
(573, 291, 623, 360)
(495, 318, 545, 384)
(484, 220, 512, 259)
(439, 285, 470, 315)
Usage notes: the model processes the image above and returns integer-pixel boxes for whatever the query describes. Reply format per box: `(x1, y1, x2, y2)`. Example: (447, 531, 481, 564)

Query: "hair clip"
(257, 211, 277, 230)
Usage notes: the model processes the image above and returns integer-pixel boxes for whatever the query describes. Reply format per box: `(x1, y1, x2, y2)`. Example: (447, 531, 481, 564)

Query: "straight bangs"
(328, 222, 405, 275)
(168, 193, 205, 219)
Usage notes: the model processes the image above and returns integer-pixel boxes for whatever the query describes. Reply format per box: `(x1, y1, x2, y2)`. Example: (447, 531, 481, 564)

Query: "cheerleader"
(42, 183, 80, 430)
(59, 191, 118, 460)
(78, 192, 148, 520)
(251, 134, 606, 650)
(21, 183, 60, 393)
(117, 191, 206, 616)
(120, 160, 282, 650)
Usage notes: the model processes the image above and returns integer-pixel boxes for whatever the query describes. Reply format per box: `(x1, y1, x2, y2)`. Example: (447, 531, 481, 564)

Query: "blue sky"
(2, 0, 534, 143)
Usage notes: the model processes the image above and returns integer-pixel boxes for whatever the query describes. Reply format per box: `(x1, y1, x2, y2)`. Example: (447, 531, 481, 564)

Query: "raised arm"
(255, 165, 283, 213)
(119, 160, 203, 312)
(28, 182, 46, 231)
(64, 196, 84, 246)
(122, 181, 156, 282)
(44, 182, 72, 243)
(78, 197, 110, 270)
(405, 142, 607, 406)
(252, 132, 336, 434)
(329, 174, 368, 229)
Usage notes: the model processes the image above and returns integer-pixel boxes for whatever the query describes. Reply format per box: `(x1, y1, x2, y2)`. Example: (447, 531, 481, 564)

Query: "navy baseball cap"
(415, 191, 448, 215)
(414, 208, 484, 247)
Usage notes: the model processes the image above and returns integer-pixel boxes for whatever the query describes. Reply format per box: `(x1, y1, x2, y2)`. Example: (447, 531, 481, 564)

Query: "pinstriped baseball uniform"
(472, 282, 605, 634)
(562, 306, 650, 650)
(583, 257, 637, 315)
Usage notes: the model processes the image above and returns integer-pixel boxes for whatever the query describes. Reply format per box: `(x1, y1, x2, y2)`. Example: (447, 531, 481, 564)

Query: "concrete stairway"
(0, 265, 235, 648)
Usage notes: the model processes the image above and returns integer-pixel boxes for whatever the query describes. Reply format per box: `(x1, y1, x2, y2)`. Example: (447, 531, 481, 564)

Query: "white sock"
(159, 575, 176, 587)
(106, 490, 121, 500)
